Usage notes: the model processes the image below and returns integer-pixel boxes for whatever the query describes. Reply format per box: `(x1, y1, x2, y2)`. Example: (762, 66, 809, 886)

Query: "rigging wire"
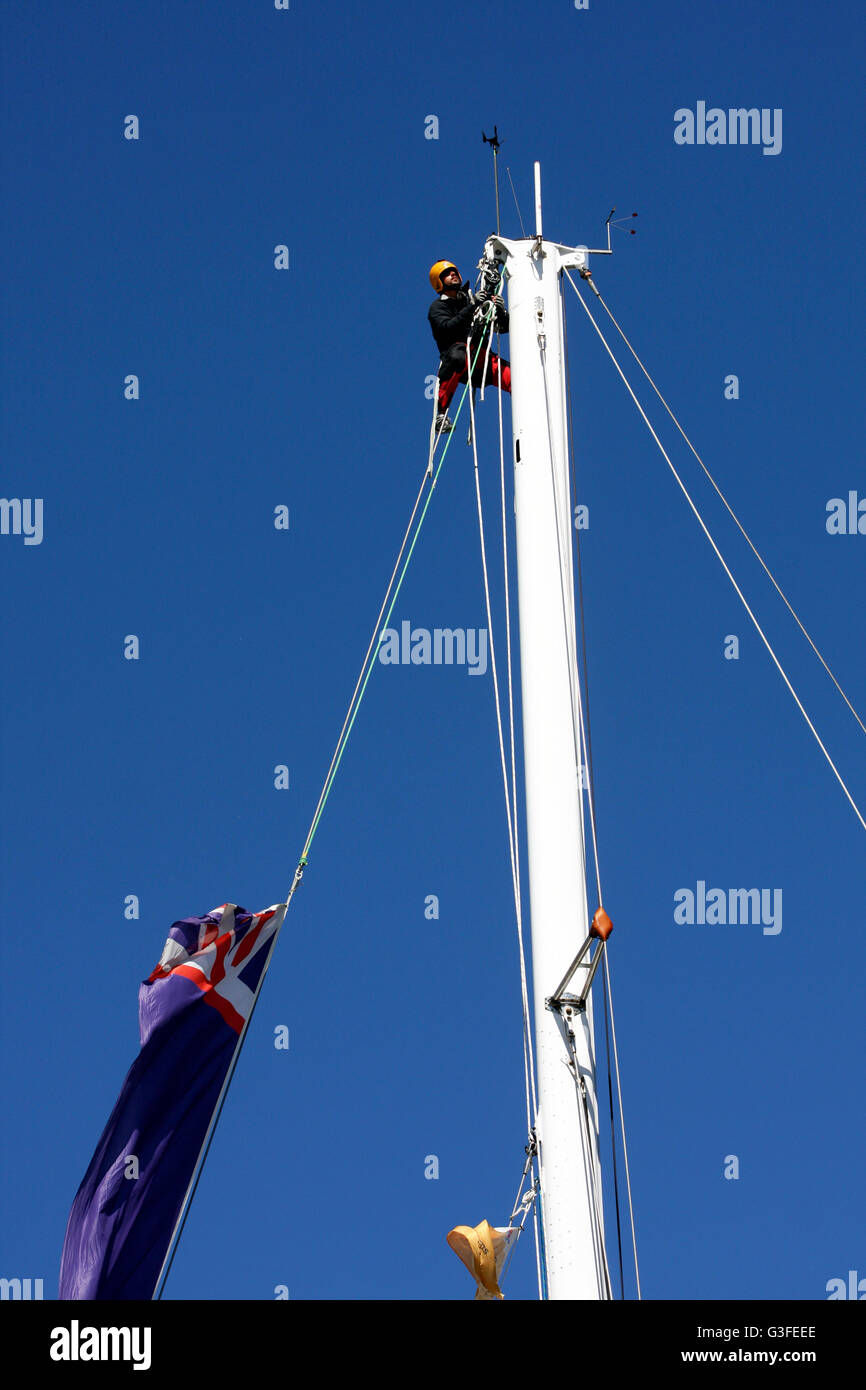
(562, 287, 628, 1300)
(600, 948, 626, 1298)
(602, 945, 642, 1300)
(469, 374, 533, 1122)
(509, 1146, 537, 1226)
(505, 166, 528, 238)
(592, 290, 866, 741)
(564, 268, 866, 838)
(298, 467, 432, 865)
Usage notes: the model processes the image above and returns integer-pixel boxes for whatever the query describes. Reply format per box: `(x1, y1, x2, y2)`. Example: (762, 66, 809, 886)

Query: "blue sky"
(1, 0, 864, 1301)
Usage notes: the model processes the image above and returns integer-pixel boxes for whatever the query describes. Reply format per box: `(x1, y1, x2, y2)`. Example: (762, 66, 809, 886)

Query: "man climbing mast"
(428, 260, 511, 435)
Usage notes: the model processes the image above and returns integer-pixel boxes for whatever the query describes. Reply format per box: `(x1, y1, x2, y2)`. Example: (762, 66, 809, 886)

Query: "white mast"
(488, 165, 609, 1300)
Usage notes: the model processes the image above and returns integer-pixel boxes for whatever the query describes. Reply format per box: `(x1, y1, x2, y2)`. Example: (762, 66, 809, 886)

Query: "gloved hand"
(491, 295, 505, 310)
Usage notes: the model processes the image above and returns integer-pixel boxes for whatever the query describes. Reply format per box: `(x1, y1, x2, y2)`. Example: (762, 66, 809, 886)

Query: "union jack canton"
(59, 902, 287, 1300)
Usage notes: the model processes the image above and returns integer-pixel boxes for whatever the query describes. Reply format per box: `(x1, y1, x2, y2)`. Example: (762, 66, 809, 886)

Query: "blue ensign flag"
(59, 902, 286, 1299)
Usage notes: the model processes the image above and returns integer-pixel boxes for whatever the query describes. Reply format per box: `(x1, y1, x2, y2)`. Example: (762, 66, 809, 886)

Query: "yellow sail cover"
(446, 1220, 518, 1300)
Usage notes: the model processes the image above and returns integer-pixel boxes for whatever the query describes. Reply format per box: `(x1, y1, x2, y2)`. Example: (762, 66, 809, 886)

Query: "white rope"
(479, 321, 494, 404)
(427, 358, 446, 472)
(467, 364, 536, 1126)
(582, 1070, 615, 1299)
(495, 335, 535, 1121)
(533, 1192, 543, 1301)
(594, 291, 866, 740)
(565, 1016, 613, 1298)
(564, 269, 866, 837)
(477, 298, 496, 404)
(468, 358, 543, 1299)
(496, 325, 544, 1298)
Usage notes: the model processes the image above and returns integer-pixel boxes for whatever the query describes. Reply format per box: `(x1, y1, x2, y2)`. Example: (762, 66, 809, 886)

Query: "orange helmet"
(429, 260, 460, 293)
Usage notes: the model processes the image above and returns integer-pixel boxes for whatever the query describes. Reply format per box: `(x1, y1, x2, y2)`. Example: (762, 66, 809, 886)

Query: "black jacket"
(428, 288, 509, 357)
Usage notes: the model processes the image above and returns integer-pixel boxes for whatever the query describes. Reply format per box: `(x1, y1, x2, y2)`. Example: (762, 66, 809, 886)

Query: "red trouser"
(438, 350, 511, 412)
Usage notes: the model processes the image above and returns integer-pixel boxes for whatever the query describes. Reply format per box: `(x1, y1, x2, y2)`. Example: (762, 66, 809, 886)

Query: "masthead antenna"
(482, 125, 502, 234)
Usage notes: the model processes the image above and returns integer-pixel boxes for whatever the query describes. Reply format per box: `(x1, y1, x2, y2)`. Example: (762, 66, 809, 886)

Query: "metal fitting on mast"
(547, 908, 614, 1015)
(534, 297, 546, 349)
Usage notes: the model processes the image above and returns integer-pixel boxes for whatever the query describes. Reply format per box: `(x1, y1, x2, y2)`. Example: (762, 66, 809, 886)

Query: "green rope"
(301, 279, 502, 862)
